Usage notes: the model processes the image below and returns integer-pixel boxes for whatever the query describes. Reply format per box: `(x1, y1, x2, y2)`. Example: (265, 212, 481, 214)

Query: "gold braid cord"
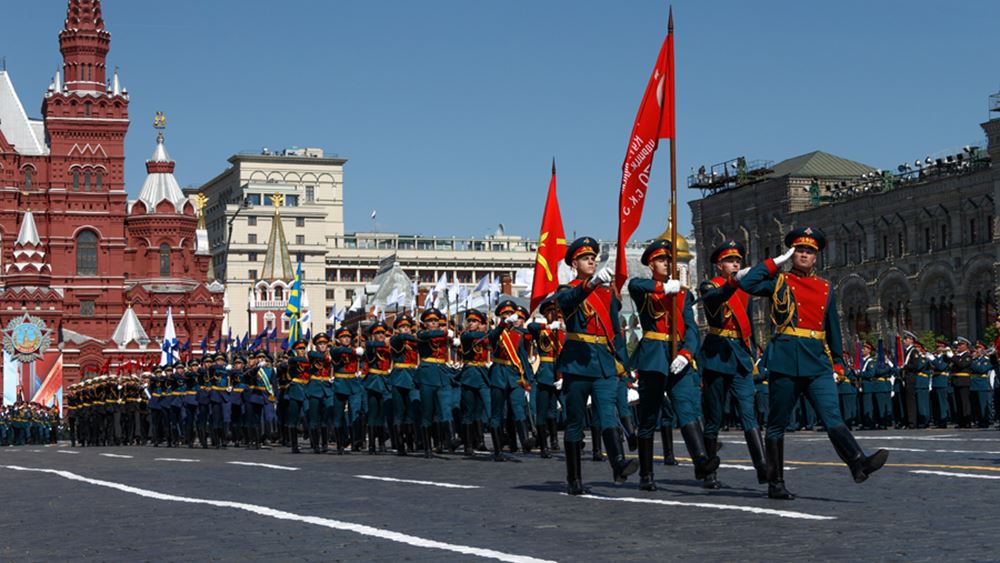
(770, 273, 795, 333)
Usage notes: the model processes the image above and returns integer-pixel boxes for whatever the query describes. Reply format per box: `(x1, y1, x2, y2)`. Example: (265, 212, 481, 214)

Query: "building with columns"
(690, 91, 1000, 343)
(0, 0, 222, 387)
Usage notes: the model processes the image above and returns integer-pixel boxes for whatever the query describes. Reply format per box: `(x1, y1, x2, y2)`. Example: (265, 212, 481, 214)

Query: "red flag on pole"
(614, 22, 675, 290)
(529, 159, 567, 312)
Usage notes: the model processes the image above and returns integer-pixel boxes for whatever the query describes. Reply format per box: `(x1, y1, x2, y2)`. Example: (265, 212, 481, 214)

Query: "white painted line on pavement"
(798, 436, 1000, 443)
(227, 461, 299, 471)
(909, 470, 1000, 480)
(57, 450, 80, 455)
(0, 465, 553, 563)
(881, 446, 1000, 455)
(354, 474, 482, 489)
(569, 493, 836, 521)
(154, 458, 200, 463)
(100, 453, 133, 459)
(679, 462, 797, 471)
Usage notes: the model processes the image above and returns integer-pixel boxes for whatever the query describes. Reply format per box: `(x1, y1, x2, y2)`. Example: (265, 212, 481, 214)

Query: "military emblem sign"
(3, 313, 52, 363)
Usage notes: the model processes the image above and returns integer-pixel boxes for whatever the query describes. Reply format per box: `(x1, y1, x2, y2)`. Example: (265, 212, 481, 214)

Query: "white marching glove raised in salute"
(549, 320, 562, 331)
(669, 355, 689, 375)
(588, 266, 614, 289)
(735, 267, 751, 281)
(774, 247, 796, 266)
(354, 346, 365, 356)
(504, 314, 518, 326)
(662, 279, 682, 294)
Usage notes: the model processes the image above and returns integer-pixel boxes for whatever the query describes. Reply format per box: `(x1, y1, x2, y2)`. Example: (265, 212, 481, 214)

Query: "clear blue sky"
(5, 1, 999, 242)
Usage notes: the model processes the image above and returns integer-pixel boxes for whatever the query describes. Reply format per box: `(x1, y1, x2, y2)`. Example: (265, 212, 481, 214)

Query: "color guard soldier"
(208, 354, 230, 448)
(363, 321, 393, 454)
(307, 332, 334, 453)
(628, 239, 718, 491)
(555, 237, 637, 494)
(739, 226, 888, 499)
(415, 308, 453, 458)
(697, 240, 766, 488)
(330, 327, 365, 454)
(488, 300, 536, 460)
(285, 339, 311, 453)
(527, 299, 565, 458)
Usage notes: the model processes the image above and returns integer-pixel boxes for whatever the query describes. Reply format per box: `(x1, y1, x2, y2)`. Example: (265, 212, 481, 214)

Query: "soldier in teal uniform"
(949, 337, 974, 428)
(838, 354, 859, 429)
(930, 339, 951, 428)
(858, 342, 876, 429)
(527, 299, 565, 458)
(739, 226, 888, 499)
(628, 239, 719, 491)
(488, 300, 536, 460)
(415, 308, 453, 458)
(555, 237, 637, 494)
(306, 333, 334, 453)
(363, 322, 393, 454)
(329, 326, 365, 454)
(389, 315, 420, 455)
(697, 240, 766, 488)
(458, 309, 491, 457)
(911, 341, 932, 428)
(971, 341, 992, 428)
(285, 339, 310, 453)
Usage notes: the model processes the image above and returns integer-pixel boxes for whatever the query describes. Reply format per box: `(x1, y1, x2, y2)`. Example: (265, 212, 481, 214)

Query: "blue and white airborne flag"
(160, 307, 177, 366)
(285, 262, 304, 347)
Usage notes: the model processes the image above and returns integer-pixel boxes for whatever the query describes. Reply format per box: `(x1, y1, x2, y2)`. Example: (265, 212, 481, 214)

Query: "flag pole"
(667, 7, 679, 358)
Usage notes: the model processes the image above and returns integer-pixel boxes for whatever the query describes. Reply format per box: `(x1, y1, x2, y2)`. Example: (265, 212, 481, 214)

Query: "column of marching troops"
(18, 226, 1000, 499)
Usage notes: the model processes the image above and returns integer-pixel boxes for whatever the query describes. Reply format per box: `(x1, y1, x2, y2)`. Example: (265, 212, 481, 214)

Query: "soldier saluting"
(738, 226, 889, 499)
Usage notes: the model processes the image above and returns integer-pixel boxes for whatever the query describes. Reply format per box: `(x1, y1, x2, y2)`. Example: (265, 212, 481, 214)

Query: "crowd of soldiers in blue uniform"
(0, 403, 60, 446)
(15, 227, 999, 500)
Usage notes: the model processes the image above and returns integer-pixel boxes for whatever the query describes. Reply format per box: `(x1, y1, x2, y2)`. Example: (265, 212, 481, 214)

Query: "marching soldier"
(527, 299, 565, 458)
(306, 333, 334, 453)
(362, 322, 393, 454)
(900, 332, 921, 429)
(697, 240, 766, 488)
(457, 309, 491, 457)
(931, 340, 951, 428)
(629, 239, 718, 491)
(912, 341, 932, 428)
(949, 337, 973, 428)
(739, 226, 888, 499)
(555, 237, 637, 494)
(971, 341, 992, 428)
(415, 308, 452, 458)
(182, 360, 200, 448)
(285, 339, 311, 453)
(838, 354, 859, 429)
(208, 355, 230, 448)
(389, 315, 420, 455)
(488, 301, 536, 460)
(330, 326, 365, 454)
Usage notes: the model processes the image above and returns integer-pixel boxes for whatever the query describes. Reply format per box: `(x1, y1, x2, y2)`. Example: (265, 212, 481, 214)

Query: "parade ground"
(1, 429, 997, 561)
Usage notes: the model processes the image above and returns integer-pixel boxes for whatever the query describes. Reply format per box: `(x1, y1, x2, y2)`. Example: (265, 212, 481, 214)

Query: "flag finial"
(668, 5, 673, 33)
(551, 157, 556, 176)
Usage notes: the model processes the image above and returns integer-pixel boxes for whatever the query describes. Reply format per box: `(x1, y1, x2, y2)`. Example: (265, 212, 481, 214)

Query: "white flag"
(371, 209, 377, 220)
(327, 304, 339, 322)
(473, 275, 489, 293)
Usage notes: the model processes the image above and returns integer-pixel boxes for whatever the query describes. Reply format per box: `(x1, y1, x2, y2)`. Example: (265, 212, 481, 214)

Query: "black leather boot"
(638, 436, 657, 491)
(766, 437, 794, 499)
(661, 425, 677, 465)
(745, 429, 768, 484)
(474, 421, 487, 451)
(310, 429, 320, 454)
(290, 428, 300, 454)
(828, 424, 889, 483)
(702, 435, 723, 489)
(590, 426, 603, 461)
(516, 420, 537, 453)
(352, 420, 364, 453)
(368, 425, 377, 455)
(602, 428, 639, 485)
(547, 418, 560, 451)
(490, 427, 506, 462)
(444, 421, 460, 453)
(394, 425, 407, 456)
(336, 427, 347, 455)
(423, 426, 433, 458)
(565, 440, 590, 495)
(621, 416, 638, 452)
(462, 424, 474, 456)
(536, 424, 551, 458)
(679, 422, 720, 480)
(320, 428, 330, 454)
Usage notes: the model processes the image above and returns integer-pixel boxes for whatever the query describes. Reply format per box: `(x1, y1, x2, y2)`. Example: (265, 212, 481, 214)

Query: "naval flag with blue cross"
(285, 261, 304, 347)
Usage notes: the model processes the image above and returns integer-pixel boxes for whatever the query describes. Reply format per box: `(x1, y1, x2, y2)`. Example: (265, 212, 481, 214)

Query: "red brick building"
(0, 0, 223, 385)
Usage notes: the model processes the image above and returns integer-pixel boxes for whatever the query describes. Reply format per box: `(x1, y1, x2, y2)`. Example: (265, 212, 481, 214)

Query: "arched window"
(72, 170, 80, 190)
(84, 170, 91, 191)
(95, 170, 103, 189)
(275, 286, 284, 301)
(76, 231, 98, 275)
(84, 102, 91, 116)
(159, 244, 171, 276)
(23, 168, 32, 191)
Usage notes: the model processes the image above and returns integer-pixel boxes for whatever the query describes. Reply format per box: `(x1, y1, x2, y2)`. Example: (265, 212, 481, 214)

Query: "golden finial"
(153, 111, 166, 130)
(270, 193, 285, 210)
(194, 193, 208, 213)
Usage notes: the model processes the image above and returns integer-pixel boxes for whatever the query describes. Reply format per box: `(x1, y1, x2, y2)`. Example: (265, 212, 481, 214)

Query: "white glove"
(447, 329, 455, 338)
(549, 321, 562, 331)
(354, 346, 364, 356)
(504, 314, 517, 325)
(662, 279, 681, 294)
(774, 247, 795, 266)
(670, 355, 689, 375)
(554, 379, 563, 391)
(735, 267, 751, 281)
(452, 337, 461, 347)
(945, 350, 954, 358)
(588, 266, 614, 288)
